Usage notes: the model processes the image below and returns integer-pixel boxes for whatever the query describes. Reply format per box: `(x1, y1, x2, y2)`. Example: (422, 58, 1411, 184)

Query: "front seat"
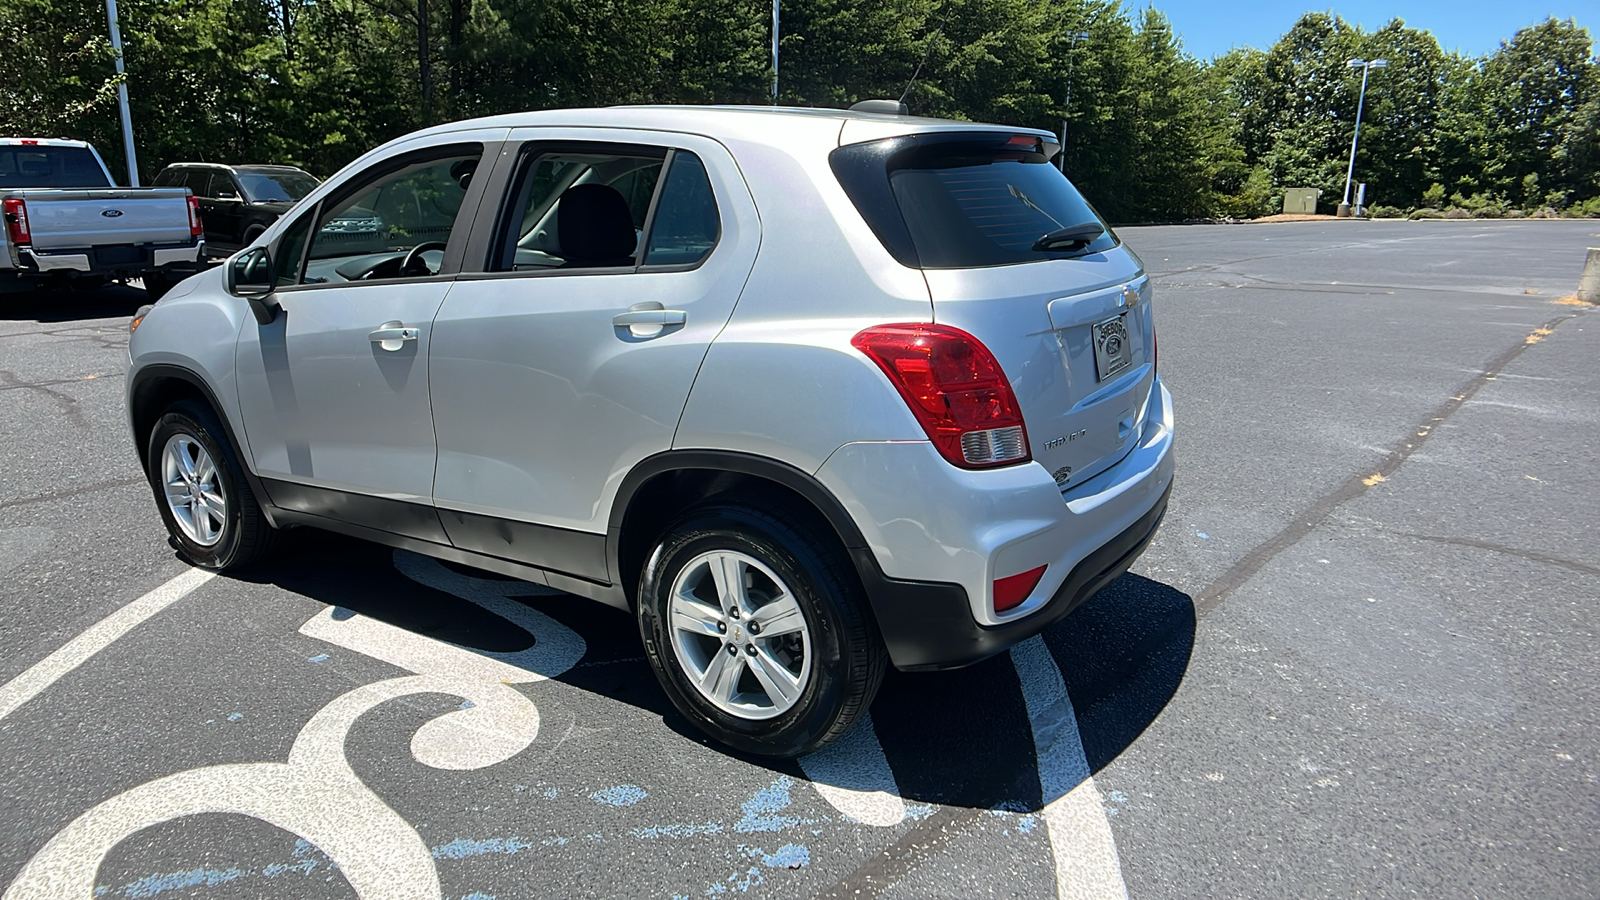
(556, 183, 637, 268)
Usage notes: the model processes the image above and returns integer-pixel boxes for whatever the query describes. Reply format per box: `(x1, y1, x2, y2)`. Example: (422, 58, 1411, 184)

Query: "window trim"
(269, 141, 488, 292)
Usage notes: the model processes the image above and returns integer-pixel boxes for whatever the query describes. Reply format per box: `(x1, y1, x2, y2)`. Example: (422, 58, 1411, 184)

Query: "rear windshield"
(0, 146, 111, 188)
(831, 134, 1116, 269)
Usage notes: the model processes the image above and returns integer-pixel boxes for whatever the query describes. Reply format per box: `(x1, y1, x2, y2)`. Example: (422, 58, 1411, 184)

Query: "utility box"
(1283, 188, 1321, 215)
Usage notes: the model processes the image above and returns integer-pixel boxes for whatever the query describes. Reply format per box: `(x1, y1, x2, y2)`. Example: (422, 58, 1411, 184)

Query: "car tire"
(146, 400, 277, 571)
(637, 501, 886, 758)
(142, 273, 172, 301)
(243, 225, 266, 248)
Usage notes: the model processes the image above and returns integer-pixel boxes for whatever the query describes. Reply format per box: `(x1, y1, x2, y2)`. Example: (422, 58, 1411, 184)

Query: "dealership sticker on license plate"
(1092, 313, 1132, 381)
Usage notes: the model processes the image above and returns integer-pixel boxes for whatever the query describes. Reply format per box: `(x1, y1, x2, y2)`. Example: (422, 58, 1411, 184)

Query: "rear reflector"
(3, 198, 30, 245)
(994, 565, 1047, 612)
(852, 323, 1031, 469)
(187, 195, 203, 237)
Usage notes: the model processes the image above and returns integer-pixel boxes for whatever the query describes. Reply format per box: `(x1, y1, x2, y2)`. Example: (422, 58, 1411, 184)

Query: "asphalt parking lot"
(2, 219, 1596, 899)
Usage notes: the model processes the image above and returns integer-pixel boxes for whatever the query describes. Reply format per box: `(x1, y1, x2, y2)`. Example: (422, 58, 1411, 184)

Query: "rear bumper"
(858, 481, 1169, 670)
(817, 376, 1175, 670)
(13, 241, 205, 277)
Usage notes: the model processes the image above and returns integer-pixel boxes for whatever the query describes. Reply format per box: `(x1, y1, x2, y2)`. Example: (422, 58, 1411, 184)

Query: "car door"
(233, 133, 501, 541)
(428, 129, 760, 583)
(203, 172, 247, 248)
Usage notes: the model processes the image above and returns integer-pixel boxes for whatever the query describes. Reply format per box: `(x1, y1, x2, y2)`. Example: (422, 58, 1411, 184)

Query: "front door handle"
(369, 321, 419, 351)
(613, 302, 687, 338)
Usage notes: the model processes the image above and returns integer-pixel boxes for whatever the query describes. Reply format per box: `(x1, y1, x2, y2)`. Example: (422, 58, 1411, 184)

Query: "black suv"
(152, 163, 319, 258)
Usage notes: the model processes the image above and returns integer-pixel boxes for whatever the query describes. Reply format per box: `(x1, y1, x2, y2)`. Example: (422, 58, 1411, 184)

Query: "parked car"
(1, 138, 206, 298)
(125, 105, 1174, 757)
(152, 162, 320, 258)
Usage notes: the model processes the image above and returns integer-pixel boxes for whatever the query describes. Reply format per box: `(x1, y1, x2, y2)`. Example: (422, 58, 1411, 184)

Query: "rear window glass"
(889, 153, 1115, 268)
(0, 146, 110, 188)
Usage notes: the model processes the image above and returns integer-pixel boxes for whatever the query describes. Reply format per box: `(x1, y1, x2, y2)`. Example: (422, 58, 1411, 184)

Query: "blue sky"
(1152, 2, 1595, 60)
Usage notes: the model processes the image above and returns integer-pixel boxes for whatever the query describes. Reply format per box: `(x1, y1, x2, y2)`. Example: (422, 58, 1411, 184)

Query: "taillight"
(186, 195, 203, 237)
(994, 565, 1047, 613)
(3, 198, 31, 245)
(852, 323, 1031, 468)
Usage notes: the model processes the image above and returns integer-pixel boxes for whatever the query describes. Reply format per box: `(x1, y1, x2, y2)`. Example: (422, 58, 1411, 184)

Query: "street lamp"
(1059, 31, 1089, 172)
(1338, 57, 1386, 217)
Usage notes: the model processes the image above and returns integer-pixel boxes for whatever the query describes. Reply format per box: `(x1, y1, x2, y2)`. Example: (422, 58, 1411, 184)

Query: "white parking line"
(0, 568, 214, 723)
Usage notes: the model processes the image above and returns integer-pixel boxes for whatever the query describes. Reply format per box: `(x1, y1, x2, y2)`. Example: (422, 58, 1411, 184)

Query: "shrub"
(1422, 183, 1446, 209)
(1444, 208, 1472, 219)
(1369, 205, 1405, 218)
(1504, 208, 1527, 218)
(1530, 206, 1561, 219)
(1573, 197, 1600, 218)
(1471, 206, 1504, 218)
(1408, 208, 1445, 219)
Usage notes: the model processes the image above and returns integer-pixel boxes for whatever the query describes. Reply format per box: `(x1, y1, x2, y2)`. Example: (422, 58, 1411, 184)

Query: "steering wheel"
(399, 241, 449, 277)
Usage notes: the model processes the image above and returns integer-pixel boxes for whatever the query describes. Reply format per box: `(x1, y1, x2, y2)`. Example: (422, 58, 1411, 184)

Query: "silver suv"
(126, 106, 1174, 757)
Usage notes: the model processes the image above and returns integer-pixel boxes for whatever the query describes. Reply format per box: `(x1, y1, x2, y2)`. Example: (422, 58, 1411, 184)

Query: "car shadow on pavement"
(0, 282, 150, 322)
(236, 527, 1194, 813)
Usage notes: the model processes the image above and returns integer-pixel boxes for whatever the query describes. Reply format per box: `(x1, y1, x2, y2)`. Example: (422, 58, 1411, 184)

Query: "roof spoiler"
(850, 99, 909, 116)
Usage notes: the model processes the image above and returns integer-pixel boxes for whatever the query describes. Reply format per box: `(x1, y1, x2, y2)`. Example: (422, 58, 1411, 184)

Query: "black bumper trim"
(860, 481, 1172, 672)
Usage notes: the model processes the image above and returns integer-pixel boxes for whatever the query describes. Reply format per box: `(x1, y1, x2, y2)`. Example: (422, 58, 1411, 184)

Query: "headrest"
(557, 183, 637, 264)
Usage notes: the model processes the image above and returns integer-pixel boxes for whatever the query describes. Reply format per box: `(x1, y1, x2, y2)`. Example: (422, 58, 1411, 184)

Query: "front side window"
(494, 147, 664, 271)
(300, 148, 481, 284)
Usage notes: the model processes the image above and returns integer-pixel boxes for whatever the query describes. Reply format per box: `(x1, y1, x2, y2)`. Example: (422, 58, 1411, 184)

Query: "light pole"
(1338, 57, 1386, 217)
(1059, 30, 1090, 172)
(105, 0, 140, 185)
(771, 0, 780, 104)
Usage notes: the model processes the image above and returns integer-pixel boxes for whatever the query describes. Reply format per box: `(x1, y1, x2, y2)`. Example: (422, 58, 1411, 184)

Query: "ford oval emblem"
(101, 209, 124, 218)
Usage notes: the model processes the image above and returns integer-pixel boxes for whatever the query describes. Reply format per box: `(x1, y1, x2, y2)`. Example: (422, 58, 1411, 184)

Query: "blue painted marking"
(630, 822, 723, 839)
(430, 838, 531, 860)
(590, 784, 647, 807)
(307, 653, 330, 663)
(116, 868, 244, 898)
(1197, 532, 1210, 539)
(1017, 815, 1038, 833)
(462, 893, 496, 900)
(226, 712, 243, 722)
(761, 844, 810, 868)
(735, 776, 799, 833)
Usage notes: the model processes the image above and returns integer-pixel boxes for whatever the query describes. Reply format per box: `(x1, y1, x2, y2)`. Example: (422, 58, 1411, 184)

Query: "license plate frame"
(1091, 312, 1132, 382)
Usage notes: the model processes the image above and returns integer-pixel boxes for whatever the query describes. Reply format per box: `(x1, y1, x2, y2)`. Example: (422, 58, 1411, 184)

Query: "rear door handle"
(369, 321, 419, 350)
(612, 309, 687, 327)
(613, 302, 687, 338)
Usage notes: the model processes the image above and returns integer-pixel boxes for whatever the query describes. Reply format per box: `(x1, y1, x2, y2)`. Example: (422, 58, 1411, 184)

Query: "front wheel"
(637, 502, 885, 758)
(146, 400, 276, 571)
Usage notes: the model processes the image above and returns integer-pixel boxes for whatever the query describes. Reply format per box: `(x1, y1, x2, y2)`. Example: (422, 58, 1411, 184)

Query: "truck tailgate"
(20, 189, 193, 250)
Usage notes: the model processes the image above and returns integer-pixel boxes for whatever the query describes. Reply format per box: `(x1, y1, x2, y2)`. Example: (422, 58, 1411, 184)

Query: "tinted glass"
(153, 168, 181, 187)
(301, 150, 480, 282)
(888, 152, 1114, 268)
(183, 171, 211, 195)
(238, 170, 319, 202)
(274, 211, 313, 284)
(643, 152, 719, 266)
(0, 146, 110, 188)
(495, 148, 663, 271)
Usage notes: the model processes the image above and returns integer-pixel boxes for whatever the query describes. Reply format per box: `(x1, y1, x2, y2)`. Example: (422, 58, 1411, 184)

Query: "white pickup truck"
(1, 138, 206, 299)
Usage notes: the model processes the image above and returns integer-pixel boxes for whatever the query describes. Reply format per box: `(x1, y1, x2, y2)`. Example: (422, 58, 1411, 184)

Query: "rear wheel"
(146, 400, 276, 571)
(637, 502, 885, 758)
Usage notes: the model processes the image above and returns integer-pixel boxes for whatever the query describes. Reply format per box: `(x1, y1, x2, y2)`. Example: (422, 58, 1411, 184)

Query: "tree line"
(2, 0, 1595, 221)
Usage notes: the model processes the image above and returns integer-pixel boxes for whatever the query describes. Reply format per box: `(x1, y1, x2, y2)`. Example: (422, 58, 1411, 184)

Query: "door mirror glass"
(228, 247, 275, 297)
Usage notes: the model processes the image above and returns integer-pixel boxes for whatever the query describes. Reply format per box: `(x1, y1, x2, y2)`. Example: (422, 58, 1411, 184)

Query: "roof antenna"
(898, 2, 951, 111)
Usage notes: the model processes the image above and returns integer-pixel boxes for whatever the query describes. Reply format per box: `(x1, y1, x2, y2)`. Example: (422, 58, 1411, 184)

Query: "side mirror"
(227, 247, 280, 325)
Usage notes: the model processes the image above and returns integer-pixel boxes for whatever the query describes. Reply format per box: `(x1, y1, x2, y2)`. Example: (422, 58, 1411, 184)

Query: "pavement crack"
(813, 805, 989, 900)
(0, 368, 91, 429)
(1194, 310, 1586, 615)
(0, 476, 145, 511)
(1386, 532, 1600, 578)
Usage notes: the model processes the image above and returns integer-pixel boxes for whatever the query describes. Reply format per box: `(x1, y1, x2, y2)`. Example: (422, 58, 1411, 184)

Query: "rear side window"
(0, 146, 110, 188)
(643, 152, 719, 266)
(832, 134, 1116, 269)
(491, 145, 665, 271)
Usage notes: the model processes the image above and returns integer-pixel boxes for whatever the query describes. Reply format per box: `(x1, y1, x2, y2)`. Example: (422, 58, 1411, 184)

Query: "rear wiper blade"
(1032, 222, 1104, 252)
